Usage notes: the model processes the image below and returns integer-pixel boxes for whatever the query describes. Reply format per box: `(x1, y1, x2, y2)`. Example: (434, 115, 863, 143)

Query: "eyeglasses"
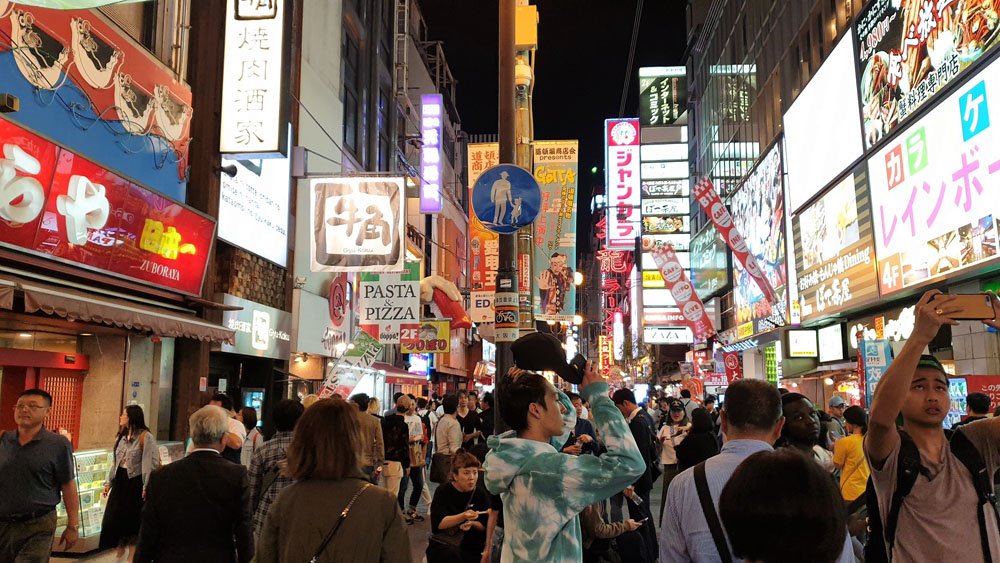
(14, 403, 47, 412)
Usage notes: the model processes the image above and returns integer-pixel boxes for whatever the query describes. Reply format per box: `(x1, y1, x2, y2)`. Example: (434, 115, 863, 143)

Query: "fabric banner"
(648, 240, 715, 339)
(692, 177, 778, 303)
(468, 143, 500, 323)
(401, 319, 451, 354)
(358, 262, 420, 344)
(533, 140, 578, 321)
(319, 331, 382, 398)
(861, 339, 893, 408)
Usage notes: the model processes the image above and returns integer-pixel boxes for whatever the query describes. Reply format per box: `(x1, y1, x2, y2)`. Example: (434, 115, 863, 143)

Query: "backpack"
(865, 429, 999, 563)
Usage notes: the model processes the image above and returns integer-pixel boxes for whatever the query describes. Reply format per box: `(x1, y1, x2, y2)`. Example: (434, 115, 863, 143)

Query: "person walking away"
(415, 397, 436, 509)
(0, 389, 79, 561)
(457, 391, 484, 450)
(611, 388, 661, 557)
(254, 399, 411, 562)
(562, 392, 599, 456)
(134, 405, 253, 563)
(399, 396, 427, 522)
(206, 393, 246, 464)
(676, 408, 720, 471)
(954, 392, 992, 428)
(248, 399, 304, 538)
(349, 394, 385, 483)
(237, 407, 261, 468)
(826, 395, 847, 446)
(100, 405, 159, 562)
(865, 289, 1000, 563)
(380, 395, 411, 498)
(719, 449, 848, 563)
(427, 449, 490, 563)
(484, 364, 645, 562)
(777, 393, 835, 472)
(657, 398, 690, 521)
(659, 379, 855, 562)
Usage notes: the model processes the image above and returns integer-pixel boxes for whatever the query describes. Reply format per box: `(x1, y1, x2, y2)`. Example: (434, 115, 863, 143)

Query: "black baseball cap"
(511, 332, 586, 384)
(668, 398, 685, 412)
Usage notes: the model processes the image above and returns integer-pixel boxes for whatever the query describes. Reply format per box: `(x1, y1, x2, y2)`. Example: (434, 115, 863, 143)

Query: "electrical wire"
(618, 0, 645, 118)
(289, 90, 347, 165)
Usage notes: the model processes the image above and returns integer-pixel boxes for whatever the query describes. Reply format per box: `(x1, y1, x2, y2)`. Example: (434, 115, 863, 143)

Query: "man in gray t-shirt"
(865, 290, 1000, 563)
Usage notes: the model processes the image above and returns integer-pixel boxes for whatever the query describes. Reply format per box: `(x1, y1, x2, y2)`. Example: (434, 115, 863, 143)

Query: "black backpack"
(865, 429, 999, 563)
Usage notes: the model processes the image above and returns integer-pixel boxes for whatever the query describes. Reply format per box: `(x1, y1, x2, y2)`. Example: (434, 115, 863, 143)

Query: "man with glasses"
(0, 389, 79, 561)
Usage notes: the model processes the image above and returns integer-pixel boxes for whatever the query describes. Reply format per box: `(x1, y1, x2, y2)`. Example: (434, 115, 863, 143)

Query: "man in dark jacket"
(612, 389, 660, 556)
(135, 405, 253, 563)
(380, 395, 411, 501)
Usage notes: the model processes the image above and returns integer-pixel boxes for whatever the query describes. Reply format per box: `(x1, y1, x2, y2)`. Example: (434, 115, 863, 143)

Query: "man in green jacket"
(484, 362, 646, 562)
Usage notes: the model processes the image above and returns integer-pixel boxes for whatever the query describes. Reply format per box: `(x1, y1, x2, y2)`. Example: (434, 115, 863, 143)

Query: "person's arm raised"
(867, 290, 958, 467)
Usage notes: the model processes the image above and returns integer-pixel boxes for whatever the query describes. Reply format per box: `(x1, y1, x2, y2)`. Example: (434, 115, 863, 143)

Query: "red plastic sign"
(648, 241, 715, 339)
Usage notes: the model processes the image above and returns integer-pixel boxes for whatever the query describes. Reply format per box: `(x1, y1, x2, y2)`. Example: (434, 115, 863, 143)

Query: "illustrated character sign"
(538, 252, 573, 316)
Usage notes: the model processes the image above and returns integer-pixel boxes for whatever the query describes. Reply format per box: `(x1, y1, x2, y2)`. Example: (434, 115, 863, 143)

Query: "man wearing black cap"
(866, 290, 1000, 563)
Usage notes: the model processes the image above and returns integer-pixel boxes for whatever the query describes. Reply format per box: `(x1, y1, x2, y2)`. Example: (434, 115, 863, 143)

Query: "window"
(343, 32, 362, 156)
(377, 83, 393, 171)
(100, 2, 156, 51)
(380, 0, 394, 71)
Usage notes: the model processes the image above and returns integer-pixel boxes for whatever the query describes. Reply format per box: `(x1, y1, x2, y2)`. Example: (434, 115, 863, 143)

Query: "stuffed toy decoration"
(420, 275, 472, 330)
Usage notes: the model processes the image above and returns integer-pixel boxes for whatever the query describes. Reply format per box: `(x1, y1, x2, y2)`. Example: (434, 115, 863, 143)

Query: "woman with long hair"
(237, 406, 262, 467)
(255, 399, 410, 562)
(100, 405, 159, 562)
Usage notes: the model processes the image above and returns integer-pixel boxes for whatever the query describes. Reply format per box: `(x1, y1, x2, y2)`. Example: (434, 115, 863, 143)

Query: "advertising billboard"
(690, 224, 728, 300)
(605, 118, 641, 250)
(855, 0, 1000, 149)
(310, 177, 406, 272)
(784, 36, 864, 212)
(869, 56, 1000, 296)
(793, 166, 880, 322)
(638, 67, 686, 126)
(730, 142, 788, 337)
(533, 141, 579, 322)
(467, 143, 500, 323)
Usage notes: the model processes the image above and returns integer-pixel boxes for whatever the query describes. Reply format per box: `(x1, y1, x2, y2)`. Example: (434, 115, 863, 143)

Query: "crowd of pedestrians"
(4, 291, 1000, 562)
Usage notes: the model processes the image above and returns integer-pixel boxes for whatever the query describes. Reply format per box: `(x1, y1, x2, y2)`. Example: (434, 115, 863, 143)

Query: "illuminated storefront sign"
(643, 326, 693, 344)
(605, 118, 641, 250)
(868, 56, 1000, 296)
(793, 167, 879, 321)
(0, 119, 214, 295)
(310, 177, 406, 272)
(401, 319, 451, 354)
(818, 323, 847, 362)
(220, 293, 292, 360)
(220, 0, 288, 156)
(358, 262, 420, 344)
(638, 67, 686, 126)
(855, 0, 1000, 149)
(597, 249, 632, 274)
(420, 94, 443, 213)
(787, 329, 818, 358)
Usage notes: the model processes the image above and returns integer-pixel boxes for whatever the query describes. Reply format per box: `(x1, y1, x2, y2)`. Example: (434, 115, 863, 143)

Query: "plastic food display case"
(52, 449, 112, 553)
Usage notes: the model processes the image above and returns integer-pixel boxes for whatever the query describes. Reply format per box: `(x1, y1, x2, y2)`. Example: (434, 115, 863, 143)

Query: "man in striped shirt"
(248, 399, 304, 537)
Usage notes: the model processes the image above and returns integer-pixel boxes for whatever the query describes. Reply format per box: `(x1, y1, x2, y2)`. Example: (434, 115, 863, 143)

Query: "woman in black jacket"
(675, 408, 720, 471)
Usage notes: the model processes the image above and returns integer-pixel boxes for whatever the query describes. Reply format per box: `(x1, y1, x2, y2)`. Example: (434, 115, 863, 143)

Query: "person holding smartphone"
(581, 501, 647, 563)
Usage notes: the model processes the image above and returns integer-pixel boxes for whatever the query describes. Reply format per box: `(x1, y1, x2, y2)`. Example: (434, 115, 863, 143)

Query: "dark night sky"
(418, 1, 688, 253)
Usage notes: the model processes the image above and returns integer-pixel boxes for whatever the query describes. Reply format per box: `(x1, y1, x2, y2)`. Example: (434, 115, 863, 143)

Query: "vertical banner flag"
(358, 262, 420, 344)
(606, 119, 641, 249)
(862, 339, 893, 408)
(310, 177, 406, 272)
(648, 240, 716, 339)
(319, 331, 383, 398)
(692, 177, 778, 302)
(533, 141, 579, 322)
(468, 144, 501, 323)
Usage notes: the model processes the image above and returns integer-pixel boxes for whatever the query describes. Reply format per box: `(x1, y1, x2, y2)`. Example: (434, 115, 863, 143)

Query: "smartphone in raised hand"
(931, 293, 996, 320)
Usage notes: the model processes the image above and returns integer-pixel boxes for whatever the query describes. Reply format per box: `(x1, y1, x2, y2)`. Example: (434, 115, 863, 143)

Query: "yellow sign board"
(400, 320, 451, 354)
(642, 271, 664, 288)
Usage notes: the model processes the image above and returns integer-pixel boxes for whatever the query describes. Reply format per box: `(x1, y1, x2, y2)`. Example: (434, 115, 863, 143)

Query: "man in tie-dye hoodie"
(484, 363, 646, 562)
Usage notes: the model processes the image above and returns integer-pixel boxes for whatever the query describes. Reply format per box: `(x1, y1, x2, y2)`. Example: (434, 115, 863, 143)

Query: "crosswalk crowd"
(2, 289, 1000, 562)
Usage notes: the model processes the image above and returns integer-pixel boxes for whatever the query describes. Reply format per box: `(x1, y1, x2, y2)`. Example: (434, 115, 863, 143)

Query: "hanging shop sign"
(420, 94, 444, 213)
(641, 179, 688, 198)
(310, 177, 406, 272)
(606, 118, 641, 250)
(861, 339, 893, 407)
(641, 197, 690, 216)
(219, 294, 292, 360)
(292, 288, 352, 357)
(0, 119, 215, 295)
(401, 319, 451, 354)
(869, 56, 1000, 296)
(220, 0, 289, 156)
(0, 4, 192, 200)
(643, 326, 693, 345)
(854, 0, 1000, 150)
(783, 36, 864, 212)
(723, 351, 742, 381)
(638, 67, 686, 126)
(690, 223, 729, 300)
(467, 143, 500, 323)
(358, 261, 420, 344)
(793, 166, 879, 322)
(533, 140, 579, 322)
(648, 240, 715, 339)
(642, 216, 689, 235)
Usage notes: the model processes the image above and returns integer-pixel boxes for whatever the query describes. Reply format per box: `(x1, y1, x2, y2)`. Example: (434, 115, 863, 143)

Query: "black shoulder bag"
(694, 461, 733, 563)
(309, 482, 372, 563)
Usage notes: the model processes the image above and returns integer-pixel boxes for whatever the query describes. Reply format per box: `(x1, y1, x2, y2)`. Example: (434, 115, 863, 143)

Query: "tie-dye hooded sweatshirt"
(484, 381, 645, 562)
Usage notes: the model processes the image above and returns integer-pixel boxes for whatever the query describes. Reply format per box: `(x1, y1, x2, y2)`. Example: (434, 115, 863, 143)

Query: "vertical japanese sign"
(869, 56, 1000, 296)
(468, 143, 500, 323)
(310, 177, 406, 272)
(532, 141, 578, 322)
(220, 0, 288, 156)
(723, 351, 742, 382)
(606, 119, 641, 250)
(638, 67, 686, 126)
(358, 262, 420, 344)
(648, 240, 716, 339)
(420, 94, 443, 213)
(862, 339, 893, 407)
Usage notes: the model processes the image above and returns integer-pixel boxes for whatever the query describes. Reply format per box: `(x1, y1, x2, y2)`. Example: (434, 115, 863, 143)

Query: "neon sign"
(420, 94, 443, 213)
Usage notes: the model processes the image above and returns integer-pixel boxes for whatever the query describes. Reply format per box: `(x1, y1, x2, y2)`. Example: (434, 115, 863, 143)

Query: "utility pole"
(495, 0, 516, 433)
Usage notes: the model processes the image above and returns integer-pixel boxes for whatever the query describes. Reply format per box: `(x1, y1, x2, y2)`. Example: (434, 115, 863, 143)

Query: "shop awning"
(17, 279, 235, 344)
(0, 277, 13, 310)
(373, 362, 428, 386)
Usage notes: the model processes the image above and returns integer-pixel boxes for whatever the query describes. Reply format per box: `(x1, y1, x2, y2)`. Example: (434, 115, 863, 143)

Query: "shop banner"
(533, 140, 578, 321)
(638, 67, 686, 126)
(219, 294, 292, 360)
(401, 319, 451, 354)
(648, 240, 715, 339)
(606, 118, 641, 250)
(0, 119, 215, 296)
(870, 54, 1000, 296)
(964, 375, 1000, 413)
(693, 175, 779, 303)
(793, 166, 879, 322)
(310, 177, 406, 273)
(855, 0, 1000, 149)
(319, 331, 382, 398)
(723, 351, 742, 382)
(358, 262, 420, 344)
(862, 339, 893, 407)
(468, 143, 500, 323)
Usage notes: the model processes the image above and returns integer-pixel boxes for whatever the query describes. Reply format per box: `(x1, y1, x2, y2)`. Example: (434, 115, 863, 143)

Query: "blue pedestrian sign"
(472, 164, 541, 234)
